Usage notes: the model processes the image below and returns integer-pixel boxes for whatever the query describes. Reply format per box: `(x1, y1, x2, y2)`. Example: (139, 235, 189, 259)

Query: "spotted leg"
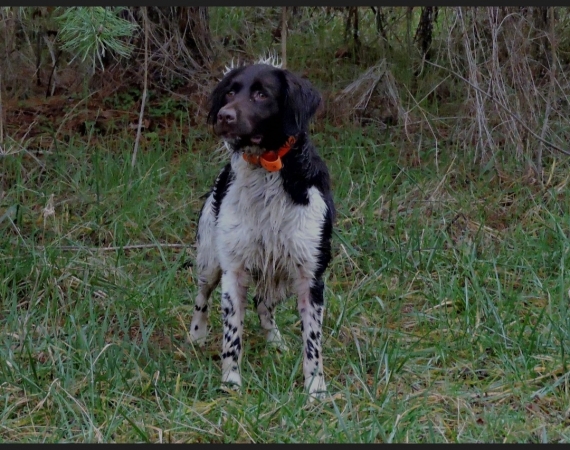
(220, 269, 248, 388)
(298, 277, 327, 400)
(190, 188, 221, 346)
(189, 267, 221, 345)
(254, 296, 289, 352)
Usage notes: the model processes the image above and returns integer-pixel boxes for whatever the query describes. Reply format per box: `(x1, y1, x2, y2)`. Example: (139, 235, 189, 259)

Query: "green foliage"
(55, 7, 138, 71)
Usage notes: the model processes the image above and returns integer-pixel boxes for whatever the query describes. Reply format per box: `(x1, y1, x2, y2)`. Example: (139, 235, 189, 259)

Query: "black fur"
(211, 163, 234, 220)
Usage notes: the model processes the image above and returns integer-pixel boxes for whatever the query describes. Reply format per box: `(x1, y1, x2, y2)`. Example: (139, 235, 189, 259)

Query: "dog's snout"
(217, 107, 236, 124)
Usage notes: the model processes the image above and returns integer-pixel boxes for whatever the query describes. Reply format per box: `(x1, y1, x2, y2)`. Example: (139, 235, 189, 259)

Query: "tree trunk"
(415, 7, 438, 61)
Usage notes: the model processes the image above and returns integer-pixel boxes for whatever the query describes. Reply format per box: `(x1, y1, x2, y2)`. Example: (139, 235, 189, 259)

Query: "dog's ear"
(207, 67, 244, 125)
(281, 71, 321, 136)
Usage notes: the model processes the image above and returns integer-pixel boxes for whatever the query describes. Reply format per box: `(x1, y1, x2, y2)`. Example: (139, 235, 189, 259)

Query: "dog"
(189, 61, 335, 400)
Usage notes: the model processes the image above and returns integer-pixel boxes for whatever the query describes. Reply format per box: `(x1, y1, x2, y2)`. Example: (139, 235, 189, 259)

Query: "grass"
(1, 7, 570, 441)
(1, 121, 570, 443)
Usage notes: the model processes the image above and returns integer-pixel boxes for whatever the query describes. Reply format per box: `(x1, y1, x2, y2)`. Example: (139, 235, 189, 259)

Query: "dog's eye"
(253, 91, 267, 101)
(226, 90, 235, 98)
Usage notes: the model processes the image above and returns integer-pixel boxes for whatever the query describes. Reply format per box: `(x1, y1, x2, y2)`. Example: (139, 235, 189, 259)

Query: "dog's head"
(208, 64, 321, 152)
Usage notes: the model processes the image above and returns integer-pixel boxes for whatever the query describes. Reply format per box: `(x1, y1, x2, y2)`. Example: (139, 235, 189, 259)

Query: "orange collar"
(242, 135, 297, 172)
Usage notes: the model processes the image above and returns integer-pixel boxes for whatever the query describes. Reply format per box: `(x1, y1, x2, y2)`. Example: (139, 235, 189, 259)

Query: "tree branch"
(131, 6, 149, 169)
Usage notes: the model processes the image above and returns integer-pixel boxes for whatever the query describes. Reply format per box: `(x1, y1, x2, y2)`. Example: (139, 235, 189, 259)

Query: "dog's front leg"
(297, 277, 327, 400)
(220, 269, 248, 389)
(189, 267, 221, 346)
(254, 295, 288, 351)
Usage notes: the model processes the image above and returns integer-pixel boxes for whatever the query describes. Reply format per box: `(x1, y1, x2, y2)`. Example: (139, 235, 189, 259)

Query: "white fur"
(190, 151, 329, 399)
(223, 52, 282, 76)
(217, 154, 327, 299)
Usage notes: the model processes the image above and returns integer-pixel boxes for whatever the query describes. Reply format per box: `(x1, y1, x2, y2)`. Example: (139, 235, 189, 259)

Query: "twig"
(537, 6, 558, 179)
(40, 243, 188, 252)
(43, 32, 60, 98)
(281, 7, 287, 69)
(424, 59, 570, 157)
(46, 49, 62, 98)
(131, 6, 149, 169)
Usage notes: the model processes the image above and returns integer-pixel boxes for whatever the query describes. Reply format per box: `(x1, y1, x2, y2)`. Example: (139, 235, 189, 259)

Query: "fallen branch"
(40, 243, 188, 252)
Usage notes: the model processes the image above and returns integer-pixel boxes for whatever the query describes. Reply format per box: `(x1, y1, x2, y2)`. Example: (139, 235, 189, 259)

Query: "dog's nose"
(217, 108, 236, 124)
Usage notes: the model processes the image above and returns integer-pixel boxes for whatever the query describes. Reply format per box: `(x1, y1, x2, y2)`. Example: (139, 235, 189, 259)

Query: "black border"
(3, 2, 570, 8)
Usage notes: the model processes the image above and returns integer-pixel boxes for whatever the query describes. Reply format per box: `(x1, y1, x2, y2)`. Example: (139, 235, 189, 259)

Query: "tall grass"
(1, 124, 570, 442)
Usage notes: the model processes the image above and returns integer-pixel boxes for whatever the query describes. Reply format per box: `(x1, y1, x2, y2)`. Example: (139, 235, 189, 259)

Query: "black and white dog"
(189, 61, 335, 399)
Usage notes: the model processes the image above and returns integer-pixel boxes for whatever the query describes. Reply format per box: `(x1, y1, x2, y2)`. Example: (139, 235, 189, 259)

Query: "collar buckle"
(242, 135, 297, 172)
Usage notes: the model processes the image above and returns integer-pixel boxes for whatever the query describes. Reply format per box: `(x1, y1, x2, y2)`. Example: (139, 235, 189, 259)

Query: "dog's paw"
(307, 389, 329, 403)
(187, 332, 208, 347)
(218, 383, 241, 396)
(188, 321, 209, 347)
(266, 328, 289, 352)
(307, 387, 329, 403)
(306, 377, 327, 403)
(221, 369, 242, 389)
(307, 391, 343, 405)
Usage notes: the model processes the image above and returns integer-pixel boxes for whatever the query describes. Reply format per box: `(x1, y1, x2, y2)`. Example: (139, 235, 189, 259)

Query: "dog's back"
(189, 63, 334, 400)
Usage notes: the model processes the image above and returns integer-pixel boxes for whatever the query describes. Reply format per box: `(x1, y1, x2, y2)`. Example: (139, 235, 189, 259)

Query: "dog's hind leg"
(189, 266, 221, 346)
(297, 277, 327, 401)
(189, 190, 221, 346)
(254, 295, 288, 351)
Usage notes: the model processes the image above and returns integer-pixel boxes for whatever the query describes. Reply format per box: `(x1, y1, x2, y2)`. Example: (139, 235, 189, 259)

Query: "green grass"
(1, 124, 570, 443)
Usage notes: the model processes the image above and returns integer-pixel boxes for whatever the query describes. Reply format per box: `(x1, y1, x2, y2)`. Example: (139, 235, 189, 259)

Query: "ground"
(1, 119, 570, 442)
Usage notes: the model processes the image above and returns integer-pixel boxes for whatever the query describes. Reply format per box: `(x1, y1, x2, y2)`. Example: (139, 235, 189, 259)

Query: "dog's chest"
(216, 163, 326, 280)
